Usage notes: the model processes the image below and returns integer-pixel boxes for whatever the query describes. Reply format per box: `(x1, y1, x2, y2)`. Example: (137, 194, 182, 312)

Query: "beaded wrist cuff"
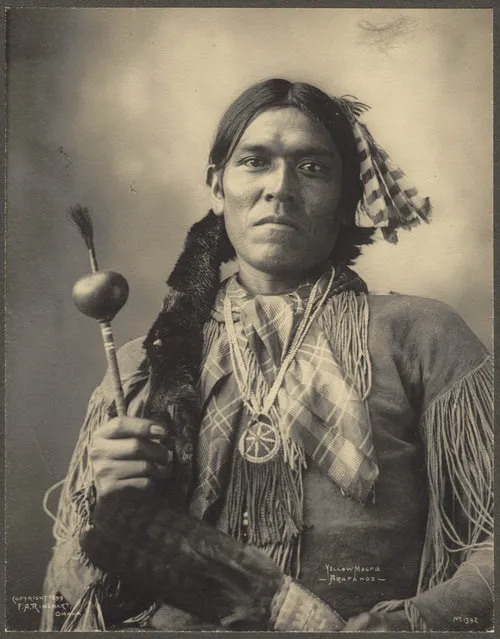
(270, 577, 345, 631)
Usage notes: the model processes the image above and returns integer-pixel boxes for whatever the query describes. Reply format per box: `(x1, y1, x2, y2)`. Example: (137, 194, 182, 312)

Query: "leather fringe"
(225, 443, 304, 578)
(368, 355, 493, 630)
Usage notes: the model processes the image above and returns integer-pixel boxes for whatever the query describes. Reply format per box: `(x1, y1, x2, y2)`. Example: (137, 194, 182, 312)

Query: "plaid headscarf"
(190, 266, 379, 529)
(336, 96, 431, 243)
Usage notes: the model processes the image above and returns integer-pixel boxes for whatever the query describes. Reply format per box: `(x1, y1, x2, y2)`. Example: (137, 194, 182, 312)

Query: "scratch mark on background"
(29, 426, 55, 480)
(358, 16, 418, 55)
(57, 144, 72, 168)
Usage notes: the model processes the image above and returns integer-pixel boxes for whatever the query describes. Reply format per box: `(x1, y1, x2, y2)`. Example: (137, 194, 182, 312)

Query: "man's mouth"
(254, 215, 300, 230)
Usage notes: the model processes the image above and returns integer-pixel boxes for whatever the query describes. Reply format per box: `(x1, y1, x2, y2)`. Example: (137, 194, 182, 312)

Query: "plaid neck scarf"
(190, 267, 379, 541)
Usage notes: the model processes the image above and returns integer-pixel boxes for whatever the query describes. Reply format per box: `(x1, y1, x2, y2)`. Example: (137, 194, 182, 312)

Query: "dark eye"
(299, 161, 329, 175)
(242, 157, 268, 169)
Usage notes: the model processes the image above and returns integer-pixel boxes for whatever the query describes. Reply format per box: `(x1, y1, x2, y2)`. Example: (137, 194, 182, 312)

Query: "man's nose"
(264, 161, 296, 202)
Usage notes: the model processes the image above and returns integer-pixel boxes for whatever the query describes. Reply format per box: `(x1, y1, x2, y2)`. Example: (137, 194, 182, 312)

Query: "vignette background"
(6, 7, 492, 630)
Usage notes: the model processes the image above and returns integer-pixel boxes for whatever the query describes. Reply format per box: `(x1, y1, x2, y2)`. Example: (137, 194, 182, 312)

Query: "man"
(42, 79, 493, 632)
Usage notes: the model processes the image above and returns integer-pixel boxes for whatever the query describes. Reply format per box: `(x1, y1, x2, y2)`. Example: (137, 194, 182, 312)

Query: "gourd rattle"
(69, 205, 129, 416)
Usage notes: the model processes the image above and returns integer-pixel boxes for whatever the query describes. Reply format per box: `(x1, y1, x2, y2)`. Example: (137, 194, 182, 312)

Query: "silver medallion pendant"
(238, 414, 281, 464)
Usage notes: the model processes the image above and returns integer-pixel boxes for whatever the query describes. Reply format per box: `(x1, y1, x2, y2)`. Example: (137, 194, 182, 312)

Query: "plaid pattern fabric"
(190, 268, 379, 521)
(353, 120, 431, 243)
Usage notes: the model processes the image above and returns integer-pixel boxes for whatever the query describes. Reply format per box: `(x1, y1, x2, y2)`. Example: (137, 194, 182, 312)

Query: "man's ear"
(206, 165, 224, 216)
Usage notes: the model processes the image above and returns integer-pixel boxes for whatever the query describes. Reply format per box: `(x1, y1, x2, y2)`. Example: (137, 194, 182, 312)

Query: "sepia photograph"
(5, 6, 493, 633)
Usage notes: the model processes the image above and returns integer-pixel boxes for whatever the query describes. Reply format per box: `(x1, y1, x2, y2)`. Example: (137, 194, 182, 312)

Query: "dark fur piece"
(144, 210, 234, 394)
(167, 211, 235, 313)
(81, 490, 285, 630)
(143, 211, 234, 499)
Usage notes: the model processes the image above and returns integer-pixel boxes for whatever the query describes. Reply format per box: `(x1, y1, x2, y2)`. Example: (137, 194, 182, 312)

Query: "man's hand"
(89, 416, 172, 502)
(343, 610, 410, 631)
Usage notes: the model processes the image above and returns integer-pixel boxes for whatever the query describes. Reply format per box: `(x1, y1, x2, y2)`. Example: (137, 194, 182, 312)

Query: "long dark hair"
(208, 78, 374, 265)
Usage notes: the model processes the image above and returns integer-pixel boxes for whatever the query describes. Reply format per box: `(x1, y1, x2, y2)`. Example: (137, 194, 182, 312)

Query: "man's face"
(210, 106, 345, 277)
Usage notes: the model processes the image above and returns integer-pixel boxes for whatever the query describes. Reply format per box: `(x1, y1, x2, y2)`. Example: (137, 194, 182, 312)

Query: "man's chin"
(243, 251, 322, 278)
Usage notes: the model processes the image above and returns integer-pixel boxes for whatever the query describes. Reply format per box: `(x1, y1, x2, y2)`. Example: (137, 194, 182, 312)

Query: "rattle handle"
(99, 320, 126, 416)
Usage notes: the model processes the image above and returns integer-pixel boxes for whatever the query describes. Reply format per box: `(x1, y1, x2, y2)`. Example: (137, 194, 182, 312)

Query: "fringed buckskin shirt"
(42, 283, 493, 632)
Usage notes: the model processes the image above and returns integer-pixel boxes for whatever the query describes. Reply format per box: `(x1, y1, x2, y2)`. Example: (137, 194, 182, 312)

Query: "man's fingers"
(343, 613, 371, 631)
(100, 459, 170, 480)
(93, 458, 174, 501)
(343, 612, 394, 631)
(91, 417, 175, 503)
(113, 460, 166, 479)
(99, 416, 167, 440)
(99, 477, 155, 498)
(97, 438, 171, 465)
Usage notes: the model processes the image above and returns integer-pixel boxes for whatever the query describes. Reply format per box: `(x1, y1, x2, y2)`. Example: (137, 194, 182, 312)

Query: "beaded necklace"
(223, 266, 336, 464)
